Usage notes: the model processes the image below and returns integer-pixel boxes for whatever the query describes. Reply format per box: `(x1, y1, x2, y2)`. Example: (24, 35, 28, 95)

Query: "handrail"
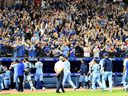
(0, 57, 124, 61)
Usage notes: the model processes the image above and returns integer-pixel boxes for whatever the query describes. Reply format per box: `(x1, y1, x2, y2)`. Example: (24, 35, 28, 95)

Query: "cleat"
(101, 88, 105, 92)
(56, 91, 60, 93)
(42, 87, 45, 91)
(125, 88, 128, 92)
(73, 87, 77, 91)
(31, 87, 36, 91)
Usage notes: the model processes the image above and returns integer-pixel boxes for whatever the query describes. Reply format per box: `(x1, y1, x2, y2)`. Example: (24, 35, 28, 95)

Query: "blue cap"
(53, 29, 58, 32)
(15, 59, 19, 63)
(93, 57, 99, 63)
(20, 58, 24, 61)
(63, 55, 68, 59)
(104, 53, 109, 57)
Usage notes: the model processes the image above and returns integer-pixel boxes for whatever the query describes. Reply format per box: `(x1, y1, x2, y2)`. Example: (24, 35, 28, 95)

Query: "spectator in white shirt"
(54, 56, 65, 93)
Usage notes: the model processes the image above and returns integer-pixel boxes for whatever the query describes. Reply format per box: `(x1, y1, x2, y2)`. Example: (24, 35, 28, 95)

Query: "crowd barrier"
(0, 57, 124, 61)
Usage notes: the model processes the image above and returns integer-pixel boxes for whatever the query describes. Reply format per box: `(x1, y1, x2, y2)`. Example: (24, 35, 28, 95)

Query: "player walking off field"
(99, 57, 105, 83)
(102, 53, 113, 92)
(35, 58, 45, 90)
(9, 60, 19, 90)
(77, 59, 90, 89)
(122, 54, 128, 91)
(62, 56, 77, 90)
(0, 62, 5, 91)
(91, 58, 103, 90)
(23, 59, 36, 91)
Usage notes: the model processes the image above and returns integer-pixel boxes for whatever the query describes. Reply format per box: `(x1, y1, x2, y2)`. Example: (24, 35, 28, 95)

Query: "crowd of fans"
(0, 0, 128, 58)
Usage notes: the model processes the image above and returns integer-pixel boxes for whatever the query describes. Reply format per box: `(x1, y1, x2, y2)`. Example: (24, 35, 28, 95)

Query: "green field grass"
(1, 90, 128, 96)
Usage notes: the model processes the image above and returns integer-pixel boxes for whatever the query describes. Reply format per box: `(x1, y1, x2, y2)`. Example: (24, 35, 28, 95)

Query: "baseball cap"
(15, 59, 19, 62)
(93, 57, 99, 63)
(63, 55, 68, 59)
(20, 58, 24, 61)
(104, 53, 109, 57)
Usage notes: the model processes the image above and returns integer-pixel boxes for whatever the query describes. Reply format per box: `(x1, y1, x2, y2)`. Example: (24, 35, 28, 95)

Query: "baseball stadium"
(0, 0, 128, 96)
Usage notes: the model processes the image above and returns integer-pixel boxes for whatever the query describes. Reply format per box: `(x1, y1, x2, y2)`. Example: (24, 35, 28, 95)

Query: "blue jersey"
(11, 63, 18, 76)
(126, 61, 128, 74)
(80, 63, 88, 75)
(35, 61, 43, 74)
(4, 70, 11, 80)
(43, 46, 51, 54)
(69, 48, 75, 58)
(28, 46, 36, 57)
(62, 46, 69, 56)
(92, 64, 100, 75)
(63, 60, 70, 72)
(0, 21, 3, 28)
(17, 62, 25, 76)
(103, 58, 112, 72)
(17, 45, 25, 57)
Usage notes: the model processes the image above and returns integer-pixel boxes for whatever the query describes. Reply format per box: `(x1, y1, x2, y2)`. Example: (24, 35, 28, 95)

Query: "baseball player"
(62, 56, 77, 90)
(17, 59, 25, 92)
(77, 59, 89, 89)
(9, 60, 19, 90)
(2, 66, 11, 90)
(99, 57, 105, 83)
(122, 54, 128, 91)
(87, 58, 95, 89)
(23, 59, 36, 91)
(35, 58, 45, 90)
(102, 53, 113, 92)
(91, 58, 103, 90)
(0, 62, 6, 90)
